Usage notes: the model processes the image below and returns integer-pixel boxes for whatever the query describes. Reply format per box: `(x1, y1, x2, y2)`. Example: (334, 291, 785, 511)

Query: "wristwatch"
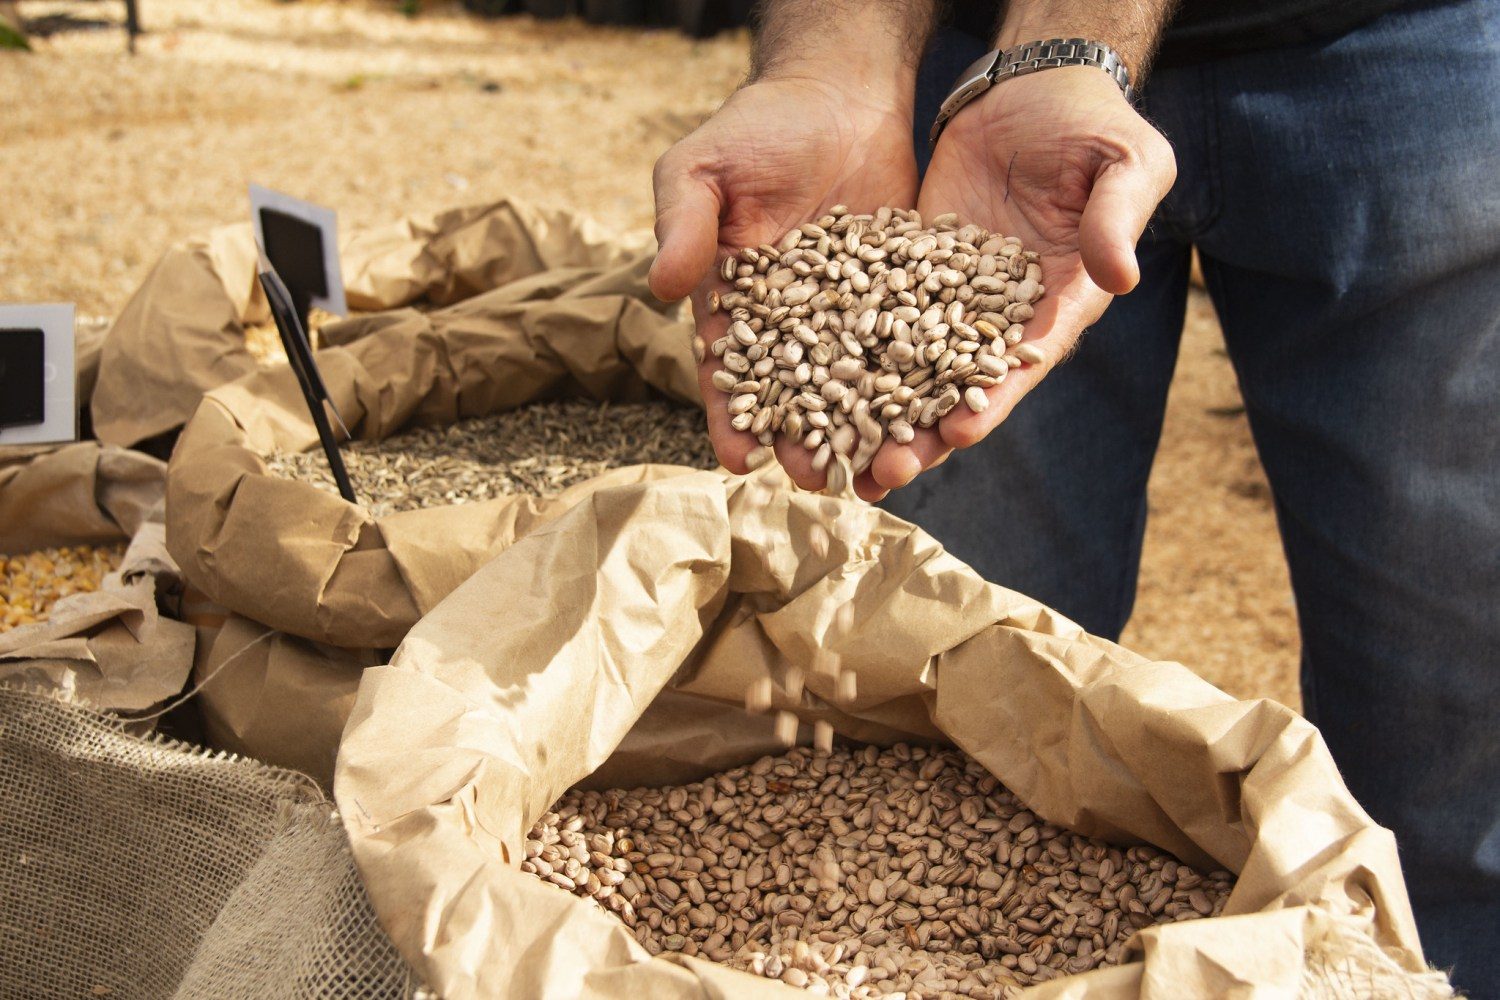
(930, 38, 1135, 145)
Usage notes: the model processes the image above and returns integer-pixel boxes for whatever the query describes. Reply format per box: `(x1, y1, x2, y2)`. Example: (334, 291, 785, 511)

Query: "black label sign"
(248, 184, 346, 326)
(0, 328, 45, 429)
(259, 206, 330, 325)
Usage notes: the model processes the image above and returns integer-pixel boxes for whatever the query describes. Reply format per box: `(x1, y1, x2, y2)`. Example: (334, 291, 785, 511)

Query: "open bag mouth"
(0, 443, 194, 715)
(91, 197, 655, 451)
(333, 467, 1428, 1000)
(165, 248, 700, 652)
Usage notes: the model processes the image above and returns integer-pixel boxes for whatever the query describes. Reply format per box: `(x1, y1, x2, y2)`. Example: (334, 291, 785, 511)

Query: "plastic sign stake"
(249, 184, 347, 328)
(0, 304, 76, 446)
(256, 257, 358, 505)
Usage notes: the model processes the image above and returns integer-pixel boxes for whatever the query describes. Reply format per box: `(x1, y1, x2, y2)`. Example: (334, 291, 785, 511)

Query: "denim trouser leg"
(1190, 4, 1500, 987)
(900, 4, 1500, 990)
(914, 28, 988, 177)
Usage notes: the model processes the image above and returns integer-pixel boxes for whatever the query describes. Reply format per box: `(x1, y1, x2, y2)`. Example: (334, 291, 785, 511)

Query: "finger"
(1078, 154, 1173, 296)
(650, 153, 722, 302)
(870, 427, 951, 491)
(937, 364, 1047, 449)
(774, 434, 827, 493)
(697, 364, 756, 475)
(690, 293, 755, 475)
(854, 471, 888, 502)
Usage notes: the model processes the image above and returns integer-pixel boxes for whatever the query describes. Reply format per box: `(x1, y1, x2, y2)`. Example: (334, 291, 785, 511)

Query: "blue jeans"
(889, 3, 1500, 990)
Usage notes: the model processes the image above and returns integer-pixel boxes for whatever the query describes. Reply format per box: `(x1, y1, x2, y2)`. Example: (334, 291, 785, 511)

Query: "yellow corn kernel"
(0, 542, 126, 633)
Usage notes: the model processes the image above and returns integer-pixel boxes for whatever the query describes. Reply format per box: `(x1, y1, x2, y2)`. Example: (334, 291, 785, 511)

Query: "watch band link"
(930, 37, 1135, 145)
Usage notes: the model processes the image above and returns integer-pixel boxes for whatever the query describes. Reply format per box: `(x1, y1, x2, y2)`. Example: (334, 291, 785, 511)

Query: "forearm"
(994, 0, 1179, 83)
(751, 0, 940, 109)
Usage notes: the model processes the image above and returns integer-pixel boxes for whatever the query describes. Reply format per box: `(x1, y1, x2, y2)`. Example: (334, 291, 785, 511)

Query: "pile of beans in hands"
(702, 206, 1046, 492)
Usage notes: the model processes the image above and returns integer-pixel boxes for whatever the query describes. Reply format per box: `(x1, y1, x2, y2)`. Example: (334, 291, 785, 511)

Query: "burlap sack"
(0, 685, 417, 999)
(335, 470, 1444, 999)
(91, 197, 652, 447)
(166, 254, 704, 782)
(0, 443, 194, 711)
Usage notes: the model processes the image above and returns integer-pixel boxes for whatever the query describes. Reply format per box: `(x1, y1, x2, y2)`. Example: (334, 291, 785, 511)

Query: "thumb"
(649, 152, 722, 302)
(1078, 149, 1174, 295)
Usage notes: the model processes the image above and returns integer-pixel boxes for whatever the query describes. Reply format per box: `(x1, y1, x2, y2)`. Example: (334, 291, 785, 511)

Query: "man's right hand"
(649, 76, 917, 491)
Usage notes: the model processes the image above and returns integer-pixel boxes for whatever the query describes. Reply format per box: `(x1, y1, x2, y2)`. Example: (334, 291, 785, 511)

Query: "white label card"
(248, 183, 347, 318)
(0, 303, 77, 447)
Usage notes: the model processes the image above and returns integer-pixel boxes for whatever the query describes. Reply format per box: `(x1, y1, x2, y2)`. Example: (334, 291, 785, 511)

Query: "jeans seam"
(1196, 60, 1225, 238)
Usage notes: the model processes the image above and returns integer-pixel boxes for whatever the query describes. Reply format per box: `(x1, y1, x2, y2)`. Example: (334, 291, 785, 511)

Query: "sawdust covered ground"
(0, 0, 1300, 707)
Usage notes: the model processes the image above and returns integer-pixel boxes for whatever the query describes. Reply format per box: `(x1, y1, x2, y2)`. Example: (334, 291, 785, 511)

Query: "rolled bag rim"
(91, 197, 656, 448)
(166, 281, 703, 650)
(0, 441, 166, 553)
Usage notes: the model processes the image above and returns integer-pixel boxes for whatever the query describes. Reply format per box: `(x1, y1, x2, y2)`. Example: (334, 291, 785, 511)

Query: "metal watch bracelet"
(929, 37, 1135, 145)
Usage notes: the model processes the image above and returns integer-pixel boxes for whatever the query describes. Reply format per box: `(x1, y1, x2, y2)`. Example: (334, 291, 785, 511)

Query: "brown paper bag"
(187, 612, 377, 788)
(166, 251, 700, 651)
(75, 315, 109, 422)
(335, 471, 1441, 999)
(165, 252, 706, 781)
(0, 442, 163, 552)
(91, 222, 266, 449)
(180, 464, 700, 787)
(341, 198, 650, 311)
(92, 198, 652, 448)
(0, 445, 194, 712)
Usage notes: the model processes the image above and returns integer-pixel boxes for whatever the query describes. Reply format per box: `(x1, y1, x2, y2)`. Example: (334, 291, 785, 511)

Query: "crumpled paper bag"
(179, 463, 699, 788)
(341, 197, 650, 311)
(186, 611, 378, 789)
(0, 446, 194, 712)
(334, 470, 1435, 999)
(164, 247, 704, 781)
(165, 264, 701, 651)
(0, 442, 163, 552)
(92, 197, 652, 448)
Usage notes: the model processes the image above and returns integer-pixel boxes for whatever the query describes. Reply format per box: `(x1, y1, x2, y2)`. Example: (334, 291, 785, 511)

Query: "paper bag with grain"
(91, 197, 652, 448)
(335, 470, 1446, 1000)
(166, 255, 706, 783)
(0, 443, 194, 712)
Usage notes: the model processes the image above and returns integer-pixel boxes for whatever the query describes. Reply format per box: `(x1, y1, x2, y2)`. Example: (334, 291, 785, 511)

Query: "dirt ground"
(0, 0, 1300, 707)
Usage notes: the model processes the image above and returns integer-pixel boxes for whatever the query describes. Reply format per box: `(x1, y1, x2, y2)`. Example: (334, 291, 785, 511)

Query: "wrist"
(938, 64, 1136, 149)
(991, 2, 1172, 84)
(750, 1, 934, 117)
(742, 66, 916, 123)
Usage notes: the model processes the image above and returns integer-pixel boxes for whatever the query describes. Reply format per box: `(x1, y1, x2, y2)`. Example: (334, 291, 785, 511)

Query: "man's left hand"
(868, 67, 1177, 495)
